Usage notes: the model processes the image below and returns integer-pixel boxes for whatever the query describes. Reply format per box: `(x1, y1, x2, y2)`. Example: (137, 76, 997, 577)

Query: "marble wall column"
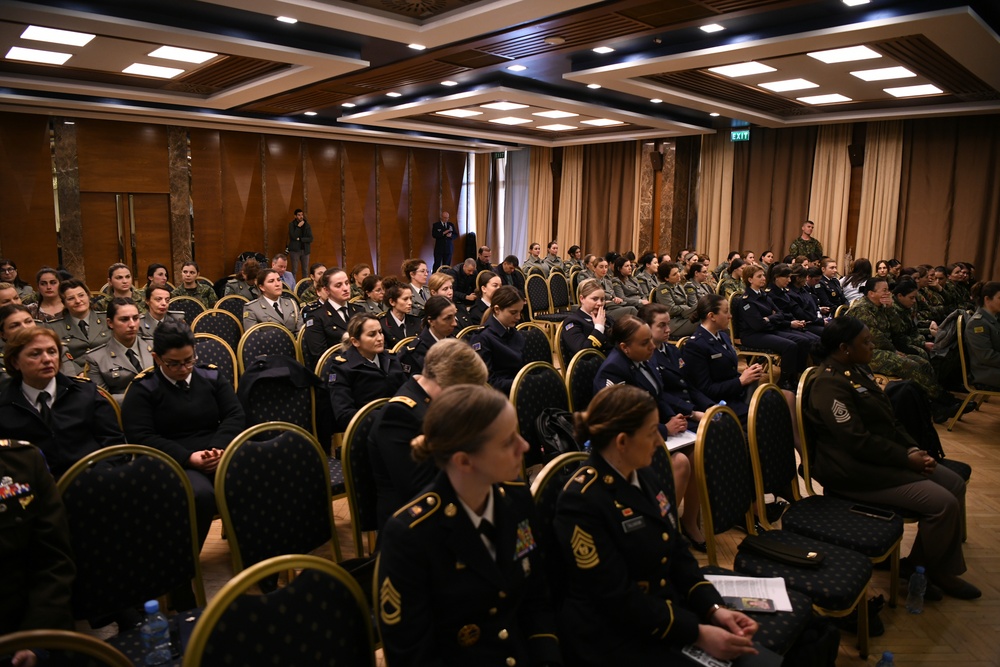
(167, 126, 193, 279)
(52, 118, 83, 282)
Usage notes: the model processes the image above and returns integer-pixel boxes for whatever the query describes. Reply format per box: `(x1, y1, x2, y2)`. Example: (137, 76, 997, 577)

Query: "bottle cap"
(144, 600, 160, 614)
(719, 400, 727, 406)
(882, 651, 893, 659)
(915, 566, 925, 574)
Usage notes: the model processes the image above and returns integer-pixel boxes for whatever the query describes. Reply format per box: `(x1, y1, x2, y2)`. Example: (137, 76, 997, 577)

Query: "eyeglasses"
(0, 267, 15, 273)
(161, 355, 198, 370)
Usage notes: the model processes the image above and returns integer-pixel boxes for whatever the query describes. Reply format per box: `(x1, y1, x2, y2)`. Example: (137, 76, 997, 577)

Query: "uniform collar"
(21, 376, 58, 408)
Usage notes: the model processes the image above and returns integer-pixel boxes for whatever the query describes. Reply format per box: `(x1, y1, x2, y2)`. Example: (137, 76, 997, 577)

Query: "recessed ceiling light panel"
(441, 80, 458, 86)
(123, 63, 185, 78)
(581, 119, 624, 126)
(533, 110, 578, 118)
(807, 45, 881, 64)
(436, 109, 483, 118)
(538, 124, 578, 131)
(708, 62, 776, 78)
(408, 44, 426, 50)
(480, 102, 528, 110)
(796, 93, 852, 104)
(489, 117, 532, 125)
(507, 65, 527, 72)
(6, 46, 72, 65)
(276, 16, 298, 23)
(700, 24, 724, 33)
(592, 46, 615, 54)
(850, 66, 916, 81)
(21, 26, 95, 47)
(386, 92, 402, 97)
(884, 84, 943, 97)
(148, 46, 217, 64)
(587, 83, 602, 89)
(759, 78, 818, 92)
(709, 112, 720, 117)
(842, 0, 870, 6)
(342, 103, 356, 108)
(303, 111, 317, 116)
(650, 98, 662, 103)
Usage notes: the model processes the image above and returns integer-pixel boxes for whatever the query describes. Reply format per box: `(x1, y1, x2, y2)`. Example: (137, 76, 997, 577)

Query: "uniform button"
(489, 608, 498, 616)
(506, 659, 516, 667)
(660, 579, 667, 587)
(662, 532, 669, 541)
(498, 629, 509, 640)
(661, 557, 667, 564)
(498, 591, 507, 599)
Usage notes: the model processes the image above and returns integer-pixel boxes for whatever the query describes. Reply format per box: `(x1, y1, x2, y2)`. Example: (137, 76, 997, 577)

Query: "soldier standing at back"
(788, 220, 823, 262)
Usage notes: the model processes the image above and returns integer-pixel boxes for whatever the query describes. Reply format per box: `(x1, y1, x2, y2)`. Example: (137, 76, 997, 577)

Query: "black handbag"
(738, 532, 825, 569)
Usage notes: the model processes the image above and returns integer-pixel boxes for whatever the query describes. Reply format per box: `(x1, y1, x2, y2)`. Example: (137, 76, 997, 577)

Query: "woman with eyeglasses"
(122, 318, 245, 549)
(0, 259, 35, 302)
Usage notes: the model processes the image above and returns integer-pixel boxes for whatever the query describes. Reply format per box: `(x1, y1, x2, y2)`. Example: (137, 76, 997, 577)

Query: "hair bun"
(410, 434, 430, 463)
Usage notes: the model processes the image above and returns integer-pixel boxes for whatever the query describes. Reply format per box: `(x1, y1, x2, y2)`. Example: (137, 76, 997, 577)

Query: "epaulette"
(392, 492, 441, 528)
(302, 300, 322, 312)
(741, 293, 750, 299)
(87, 342, 109, 353)
(70, 375, 92, 382)
(764, 288, 772, 293)
(0, 439, 31, 449)
(333, 355, 347, 363)
(563, 466, 598, 493)
(970, 311, 982, 320)
(389, 395, 417, 408)
(133, 368, 155, 381)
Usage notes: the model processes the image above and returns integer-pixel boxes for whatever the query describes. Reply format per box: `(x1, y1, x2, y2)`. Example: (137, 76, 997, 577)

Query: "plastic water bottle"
(874, 651, 895, 667)
(141, 600, 171, 665)
(712, 400, 727, 421)
(906, 566, 927, 614)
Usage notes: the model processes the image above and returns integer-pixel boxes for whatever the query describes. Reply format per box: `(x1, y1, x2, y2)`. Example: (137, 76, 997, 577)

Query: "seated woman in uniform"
(428, 271, 470, 329)
(681, 294, 763, 423)
(683, 262, 714, 307)
(172, 261, 217, 309)
(358, 274, 385, 315)
(368, 339, 488, 529)
(469, 285, 525, 396)
(633, 251, 659, 296)
(138, 284, 177, 335)
(0, 327, 124, 479)
(83, 298, 154, 404)
(468, 271, 501, 325)
(224, 258, 260, 299)
(328, 313, 407, 432)
(26, 267, 66, 323)
(553, 384, 759, 667)
(718, 259, 746, 300)
(965, 281, 1000, 390)
(376, 384, 561, 667)
(652, 263, 697, 339)
(242, 268, 301, 333)
(379, 279, 421, 350)
(611, 256, 648, 310)
(767, 263, 824, 337)
(1, 304, 78, 383)
(397, 296, 458, 376)
(806, 316, 980, 600)
(561, 279, 613, 362)
(350, 263, 371, 300)
(403, 258, 430, 318)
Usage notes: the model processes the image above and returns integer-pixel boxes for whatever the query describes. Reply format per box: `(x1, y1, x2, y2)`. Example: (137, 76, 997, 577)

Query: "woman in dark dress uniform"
(553, 384, 758, 667)
(468, 272, 501, 326)
(379, 280, 422, 350)
(469, 286, 525, 396)
(368, 339, 488, 529)
(328, 313, 407, 432)
(397, 296, 458, 377)
(766, 263, 824, 337)
(376, 384, 562, 667)
(561, 279, 614, 364)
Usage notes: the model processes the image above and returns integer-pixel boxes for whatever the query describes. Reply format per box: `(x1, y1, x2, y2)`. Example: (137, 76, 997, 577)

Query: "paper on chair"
(665, 430, 697, 451)
(703, 575, 793, 612)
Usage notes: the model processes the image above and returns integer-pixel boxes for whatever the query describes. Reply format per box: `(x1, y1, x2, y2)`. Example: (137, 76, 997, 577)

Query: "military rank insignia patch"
(571, 526, 599, 569)
(831, 399, 850, 423)
(380, 577, 402, 626)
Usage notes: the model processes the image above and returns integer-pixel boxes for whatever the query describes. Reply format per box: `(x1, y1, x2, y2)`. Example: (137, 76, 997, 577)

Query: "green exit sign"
(731, 129, 751, 142)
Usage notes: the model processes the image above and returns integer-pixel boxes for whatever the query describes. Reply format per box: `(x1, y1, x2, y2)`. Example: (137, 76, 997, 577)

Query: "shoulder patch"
(334, 356, 347, 363)
(830, 399, 851, 423)
(389, 395, 417, 408)
(392, 492, 441, 528)
(570, 525, 599, 569)
(563, 466, 598, 494)
(70, 375, 92, 383)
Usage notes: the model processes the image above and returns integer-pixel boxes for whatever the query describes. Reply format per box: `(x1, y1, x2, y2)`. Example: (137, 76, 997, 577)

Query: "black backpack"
(534, 408, 581, 460)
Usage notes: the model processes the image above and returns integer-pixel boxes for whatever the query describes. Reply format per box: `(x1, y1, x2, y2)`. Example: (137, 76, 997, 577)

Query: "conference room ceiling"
(0, 0, 997, 150)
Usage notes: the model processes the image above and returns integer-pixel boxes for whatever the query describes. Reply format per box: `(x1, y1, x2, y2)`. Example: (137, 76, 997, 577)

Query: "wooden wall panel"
(264, 135, 303, 259)
(0, 112, 58, 275)
(131, 193, 172, 282)
(219, 132, 264, 260)
(343, 143, 378, 273)
(304, 138, 344, 270)
(190, 129, 227, 281)
(441, 152, 468, 259)
(77, 120, 169, 193)
(410, 149, 440, 265)
(378, 146, 410, 275)
(79, 193, 123, 286)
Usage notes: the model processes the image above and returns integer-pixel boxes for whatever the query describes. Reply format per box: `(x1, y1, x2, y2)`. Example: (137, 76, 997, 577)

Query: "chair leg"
(856, 590, 869, 659)
(946, 393, 976, 431)
(888, 546, 900, 608)
(961, 482, 968, 543)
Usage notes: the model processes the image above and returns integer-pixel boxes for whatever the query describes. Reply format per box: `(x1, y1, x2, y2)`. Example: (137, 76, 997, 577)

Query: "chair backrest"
(57, 445, 205, 620)
(548, 272, 570, 311)
(648, 442, 679, 517)
(341, 398, 390, 558)
(0, 630, 133, 667)
(555, 319, 569, 367)
(390, 335, 416, 354)
(456, 324, 483, 340)
(237, 322, 300, 374)
(191, 308, 243, 351)
(794, 366, 822, 496)
(565, 348, 605, 412)
(567, 269, 581, 303)
(216, 294, 249, 320)
(282, 288, 300, 305)
(194, 333, 238, 389)
(956, 313, 974, 393)
(530, 451, 588, 502)
(517, 322, 553, 364)
(168, 295, 207, 324)
(834, 304, 847, 318)
(693, 405, 755, 567)
(728, 292, 742, 342)
(524, 274, 552, 318)
(95, 385, 122, 427)
(747, 383, 801, 507)
(510, 362, 569, 464)
(294, 277, 311, 297)
(316, 343, 345, 378)
(182, 555, 375, 667)
(241, 376, 316, 436)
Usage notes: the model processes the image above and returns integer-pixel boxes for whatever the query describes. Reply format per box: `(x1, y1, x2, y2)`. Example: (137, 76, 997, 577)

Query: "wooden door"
(79, 192, 171, 288)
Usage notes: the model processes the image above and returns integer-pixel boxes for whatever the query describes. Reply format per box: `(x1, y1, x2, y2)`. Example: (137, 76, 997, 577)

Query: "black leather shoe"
(681, 526, 708, 553)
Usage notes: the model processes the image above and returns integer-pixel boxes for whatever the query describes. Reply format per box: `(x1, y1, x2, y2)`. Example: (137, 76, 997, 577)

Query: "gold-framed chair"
(168, 294, 207, 324)
(193, 332, 238, 390)
(390, 335, 416, 354)
(564, 348, 605, 412)
(455, 324, 482, 340)
(95, 385, 122, 429)
(517, 321, 554, 365)
(294, 277, 312, 297)
(214, 293, 249, 321)
(727, 292, 779, 384)
(0, 630, 132, 667)
(237, 322, 301, 374)
(510, 361, 569, 468)
(949, 313, 1000, 430)
(315, 343, 345, 378)
(341, 397, 391, 558)
(191, 308, 243, 351)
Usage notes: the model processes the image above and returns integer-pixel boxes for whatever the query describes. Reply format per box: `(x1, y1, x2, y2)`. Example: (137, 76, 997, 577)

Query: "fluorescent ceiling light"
(408, 44, 426, 50)
(488, 117, 532, 125)
(808, 45, 881, 64)
(507, 65, 527, 72)
(581, 118, 624, 126)
(436, 109, 483, 118)
(386, 92, 402, 97)
(123, 63, 185, 78)
(709, 112, 720, 117)
(708, 62, 776, 78)
(884, 84, 943, 97)
(480, 102, 528, 110)
(850, 66, 916, 81)
(759, 78, 818, 92)
(842, 0, 870, 5)
(538, 124, 578, 131)
(587, 83, 602, 89)
(342, 102, 356, 108)
(303, 111, 317, 116)
(533, 110, 578, 118)
(276, 16, 298, 23)
(148, 46, 217, 64)
(441, 80, 458, 86)
(701, 24, 724, 33)
(796, 93, 852, 104)
(6, 46, 72, 65)
(21, 25, 95, 47)
(650, 98, 662, 103)
(592, 46, 615, 54)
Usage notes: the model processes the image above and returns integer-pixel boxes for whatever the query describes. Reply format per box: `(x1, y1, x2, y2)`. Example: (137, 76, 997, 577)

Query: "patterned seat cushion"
(568, 354, 602, 411)
(734, 530, 873, 611)
(521, 327, 552, 364)
(779, 496, 903, 558)
(328, 456, 346, 495)
(194, 336, 236, 388)
(193, 311, 242, 351)
(245, 379, 312, 433)
(513, 366, 568, 464)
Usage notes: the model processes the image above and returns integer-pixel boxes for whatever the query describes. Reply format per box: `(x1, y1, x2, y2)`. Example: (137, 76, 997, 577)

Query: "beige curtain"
(557, 145, 584, 252)
(629, 143, 642, 253)
(856, 121, 903, 264)
(807, 124, 852, 269)
(473, 153, 493, 250)
(697, 132, 735, 266)
(580, 142, 638, 253)
(528, 146, 554, 253)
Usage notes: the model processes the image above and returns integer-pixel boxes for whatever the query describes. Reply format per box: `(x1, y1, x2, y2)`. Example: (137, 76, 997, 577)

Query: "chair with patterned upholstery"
(949, 313, 1000, 430)
(524, 275, 568, 334)
(294, 278, 311, 298)
(341, 398, 390, 558)
(57, 445, 207, 621)
(182, 555, 375, 667)
(548, 272, 571, 313)
(314, 343, 344, 378)
(390, 336, 416, 354)
(217, 423, 342, 574)
(191, 308, 243, 352)
(168, 295, 207, 324)
(528, 451, 588, 603)
(748, 383, 904, 607)
(240, 373, 316, 438)
(564, 348, 605, 412)
(455, 325, 482, 341)
(695, 405, 875, 658)
(517, 322, 553, 365)
(237, 322, 300, 374)
(510, 362, 569, 467)
(0, 630, 133, 667)
(727, 293, 779, 384)
(215, 294, 249, 321)
(194, 333, 238, 389)
(95, 385, 122, 428)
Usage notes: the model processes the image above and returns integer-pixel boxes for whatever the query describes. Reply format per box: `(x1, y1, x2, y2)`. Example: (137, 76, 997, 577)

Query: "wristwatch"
(705, 603, 724, 621)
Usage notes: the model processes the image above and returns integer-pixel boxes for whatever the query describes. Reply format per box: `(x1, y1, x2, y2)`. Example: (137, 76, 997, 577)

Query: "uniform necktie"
(339, 306, 348, 322)
(273, 301, 283, 318)
(421, 288, 428, 301)
(178, 380, 190, 392)
(37, 391, 52, 426)
(478, 518, 497, 560)
(125, 349, 143, 373)
(79, 320, 89, 338)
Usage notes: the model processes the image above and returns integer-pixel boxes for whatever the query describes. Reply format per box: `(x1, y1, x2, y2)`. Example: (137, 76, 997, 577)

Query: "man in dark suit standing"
(287, 208, 313, 280)
(431, 211, 457, 272)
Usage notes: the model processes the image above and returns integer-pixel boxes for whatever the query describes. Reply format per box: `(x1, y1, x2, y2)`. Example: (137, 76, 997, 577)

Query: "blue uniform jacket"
(470, 316, 525, 395)
(560, 308, 613, 365)
(652, 343, 715, 415)
(680, 328, 750, 420)
(736, 289, 792, 336)
(594, 349, 676, 434)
